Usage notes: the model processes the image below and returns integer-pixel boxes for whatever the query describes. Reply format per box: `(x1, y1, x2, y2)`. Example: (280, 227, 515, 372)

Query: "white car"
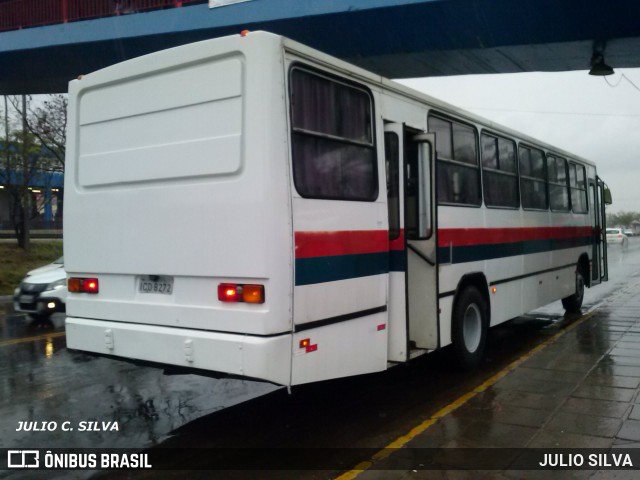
(606, 228, 628, 247)
(13, 257, 67, 319)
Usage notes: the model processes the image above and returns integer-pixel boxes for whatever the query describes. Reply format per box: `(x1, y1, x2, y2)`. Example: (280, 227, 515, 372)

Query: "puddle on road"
(0, 313, 280, 453)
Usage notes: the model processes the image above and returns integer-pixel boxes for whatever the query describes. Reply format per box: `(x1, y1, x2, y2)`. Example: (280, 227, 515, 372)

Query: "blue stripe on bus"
(295, 252, 389, 286)
(436, 235, 592, 264)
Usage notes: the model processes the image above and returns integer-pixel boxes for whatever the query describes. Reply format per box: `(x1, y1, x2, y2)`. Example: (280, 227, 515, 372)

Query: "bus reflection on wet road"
(0, 238, 638, 475)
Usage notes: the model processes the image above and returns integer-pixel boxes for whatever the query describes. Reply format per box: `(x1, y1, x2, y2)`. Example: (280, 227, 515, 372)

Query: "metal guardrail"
(0, 0, 204, 32)
(0, 231, 62, 239)
(0, 220, 62, 229)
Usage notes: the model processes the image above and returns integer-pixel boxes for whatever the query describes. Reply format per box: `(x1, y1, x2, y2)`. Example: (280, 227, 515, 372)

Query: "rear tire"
(562, 269, 585, 314)
(452, 286, 488, 371)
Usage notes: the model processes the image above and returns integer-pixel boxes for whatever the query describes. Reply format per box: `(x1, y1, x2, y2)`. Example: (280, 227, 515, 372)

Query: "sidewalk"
(352, 278, 640, 478)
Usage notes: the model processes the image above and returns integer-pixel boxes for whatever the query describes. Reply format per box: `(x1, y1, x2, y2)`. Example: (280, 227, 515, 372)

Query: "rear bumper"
(14, 295, 66, 316)
(65, 317, 292, 386)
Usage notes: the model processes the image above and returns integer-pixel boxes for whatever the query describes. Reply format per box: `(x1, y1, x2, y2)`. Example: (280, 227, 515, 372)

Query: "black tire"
(561, 269, 585, 314)
(452, 286, 488, 371)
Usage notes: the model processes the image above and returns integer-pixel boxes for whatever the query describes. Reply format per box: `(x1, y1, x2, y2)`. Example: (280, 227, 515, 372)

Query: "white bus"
(64, 31, 610, 386)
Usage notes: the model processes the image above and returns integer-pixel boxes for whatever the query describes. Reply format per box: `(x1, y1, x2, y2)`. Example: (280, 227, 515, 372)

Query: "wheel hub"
(463, 303, 482, 353)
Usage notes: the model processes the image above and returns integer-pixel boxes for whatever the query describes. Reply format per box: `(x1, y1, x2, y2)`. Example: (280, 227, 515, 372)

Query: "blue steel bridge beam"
(1, 0, 640, 94)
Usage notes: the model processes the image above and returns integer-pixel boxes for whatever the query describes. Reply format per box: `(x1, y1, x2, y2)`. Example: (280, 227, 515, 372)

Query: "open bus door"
(589, 177, 609, 285)
(406, 132, 439, 355)
(384, 123, 438, 361)
(599, 178, 611, 282)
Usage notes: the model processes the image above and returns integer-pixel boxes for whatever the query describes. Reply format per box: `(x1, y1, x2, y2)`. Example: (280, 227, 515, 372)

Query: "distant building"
(0, 170, 63, 229)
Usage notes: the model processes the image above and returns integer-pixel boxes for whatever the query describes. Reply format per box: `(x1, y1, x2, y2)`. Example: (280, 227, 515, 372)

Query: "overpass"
(1, 0, 640, 93)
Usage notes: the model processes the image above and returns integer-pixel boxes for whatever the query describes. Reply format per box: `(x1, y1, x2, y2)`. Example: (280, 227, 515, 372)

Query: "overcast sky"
(396, 68, 640, 214)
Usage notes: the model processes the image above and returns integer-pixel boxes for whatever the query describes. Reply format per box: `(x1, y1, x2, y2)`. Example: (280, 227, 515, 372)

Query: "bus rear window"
(289, 68, 377, 201)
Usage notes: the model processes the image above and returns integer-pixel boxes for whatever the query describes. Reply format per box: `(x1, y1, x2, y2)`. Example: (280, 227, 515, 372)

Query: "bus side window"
(570, 163, 588, 213)
(548, 155, 570, 212)
(481, 133, 518, 208)
(519, 145, 548, 210)
(428, 115, 480, 206)
(290, 67, 378, 202)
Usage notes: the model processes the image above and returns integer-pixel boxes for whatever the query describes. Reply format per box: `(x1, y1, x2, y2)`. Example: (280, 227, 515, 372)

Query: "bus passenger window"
(548, 155, 570, 212)
(290, 68, 377, 202)
(519, 145, 548, 210)
(428, 115, 480, 206)
(570, 163, 588, 213)
(481, 134, 518, 208)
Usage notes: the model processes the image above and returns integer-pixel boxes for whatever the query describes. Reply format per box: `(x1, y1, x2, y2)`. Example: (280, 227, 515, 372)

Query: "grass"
(0, 241, 63, 295)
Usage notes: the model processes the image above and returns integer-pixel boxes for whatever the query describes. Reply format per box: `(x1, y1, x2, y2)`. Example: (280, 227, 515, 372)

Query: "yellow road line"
(336, 309, 597, 480)
(0, 331, 65, 347)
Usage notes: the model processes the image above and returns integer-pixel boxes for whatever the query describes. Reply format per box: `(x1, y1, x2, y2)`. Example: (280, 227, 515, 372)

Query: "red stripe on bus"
(295, 226, 592, 258)
(437, 226, 593, 247)
(389, 230, 405, 252)
(295, 230, 389, 259)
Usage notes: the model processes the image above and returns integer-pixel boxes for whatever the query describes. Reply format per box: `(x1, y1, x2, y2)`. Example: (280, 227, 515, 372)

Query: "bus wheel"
(562, 269, 585, 314)
(452, 286, 487, 371)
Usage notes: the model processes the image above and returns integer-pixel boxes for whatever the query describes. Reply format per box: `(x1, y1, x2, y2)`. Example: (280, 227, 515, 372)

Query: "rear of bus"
(64, 33, 294, 385)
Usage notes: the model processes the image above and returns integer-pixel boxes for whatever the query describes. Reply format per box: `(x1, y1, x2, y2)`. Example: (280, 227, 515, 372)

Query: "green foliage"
(0, 241, 63, 295)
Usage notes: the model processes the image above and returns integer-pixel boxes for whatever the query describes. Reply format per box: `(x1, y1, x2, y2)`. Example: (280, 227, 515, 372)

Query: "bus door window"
(405, 132, 435, 241)
(589, 181, 601, 282)
(404, 134, 425, 239)
(384, 131, 401, 240)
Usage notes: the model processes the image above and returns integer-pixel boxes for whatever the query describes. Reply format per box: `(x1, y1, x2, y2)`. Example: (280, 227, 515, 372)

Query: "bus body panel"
(291, 199, 389, 326)
(285, 52, 391, 382)
(291, 312, 388, 385)
(65, 317, 292, 386)
(65, 33, 294, 344)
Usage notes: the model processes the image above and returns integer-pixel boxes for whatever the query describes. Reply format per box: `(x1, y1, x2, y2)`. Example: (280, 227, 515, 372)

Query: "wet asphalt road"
(1, 239, 639, 479)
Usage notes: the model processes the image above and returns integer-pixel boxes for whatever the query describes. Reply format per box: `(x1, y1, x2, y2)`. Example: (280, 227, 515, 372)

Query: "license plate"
(138, 276, 173, 295)
(19, 294, 35, 303)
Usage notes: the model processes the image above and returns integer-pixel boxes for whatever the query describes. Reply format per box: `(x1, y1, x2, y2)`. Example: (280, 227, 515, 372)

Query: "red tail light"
(218, 283, 265, 304)
(218, 283, 242, 302)
(68, 277, 100, 294)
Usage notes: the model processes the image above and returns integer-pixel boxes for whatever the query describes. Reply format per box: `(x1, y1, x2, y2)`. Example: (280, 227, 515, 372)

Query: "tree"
(26, 94, 67, 172)
(1, 94, 67, 250)
(7, 94, 66, 174)
(607, 211, 640, 228)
